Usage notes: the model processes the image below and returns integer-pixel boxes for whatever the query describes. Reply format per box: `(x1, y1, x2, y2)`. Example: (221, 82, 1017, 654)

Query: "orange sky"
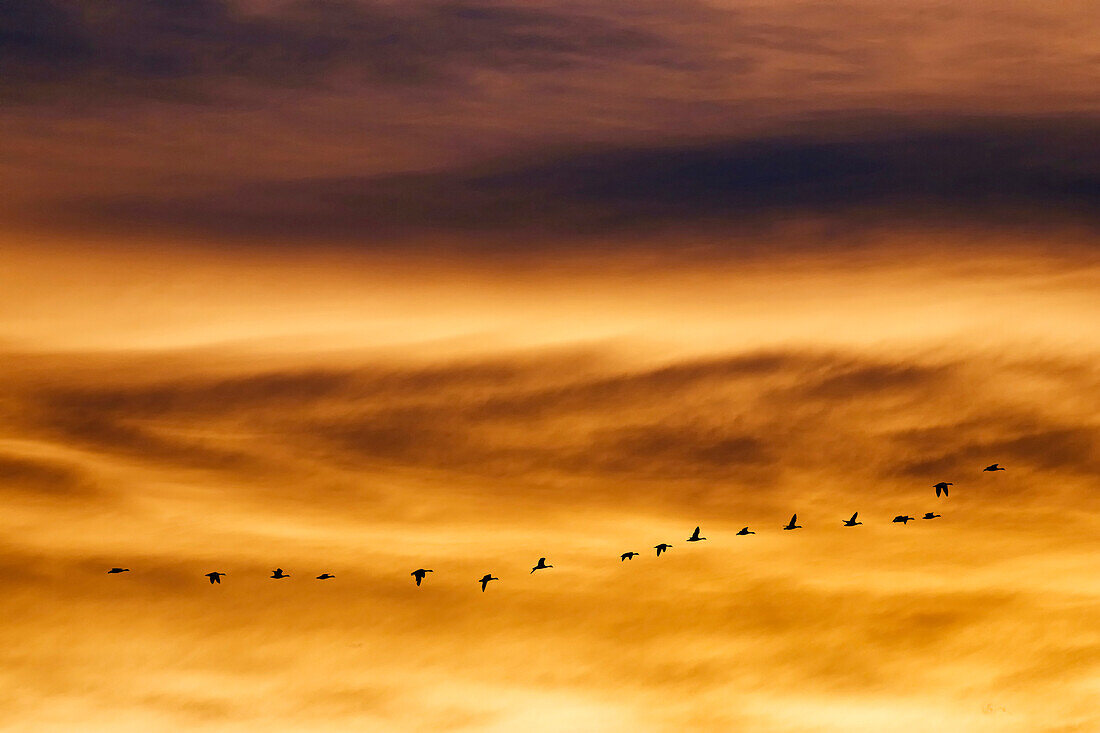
(2, 234, 1099, 733)
(3, 1, 1100, 731)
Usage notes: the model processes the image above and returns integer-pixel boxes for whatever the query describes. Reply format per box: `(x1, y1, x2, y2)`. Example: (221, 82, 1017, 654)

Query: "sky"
(2, 2, 1100, 732)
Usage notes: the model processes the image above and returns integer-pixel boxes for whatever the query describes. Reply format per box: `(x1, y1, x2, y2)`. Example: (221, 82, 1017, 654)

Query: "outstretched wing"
(849, 512, 858, 522)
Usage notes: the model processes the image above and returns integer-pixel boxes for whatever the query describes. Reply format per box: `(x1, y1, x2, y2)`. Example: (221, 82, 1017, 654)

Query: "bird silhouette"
(922, 512, 941, 520)
(530, 557, 552, 573)
(270, 568, 289, 579)
(479, 573, 498, 592)
(654, 543, 672, 556)
(206, 572, 225, 584)
(107, 567, 130, 574)
(934, 481, 952, 497)
(984, 464, 1005, 471)
(686, 526, 706, 542)
(892, 515, 914, 524)
(411, 568, 433, 586)
(736, 527, 755, 535)
(783, 514, 801, 530)
(620, 552, 639, 561)
(316, 573, 335, 580)
(843, 512, 862, 527)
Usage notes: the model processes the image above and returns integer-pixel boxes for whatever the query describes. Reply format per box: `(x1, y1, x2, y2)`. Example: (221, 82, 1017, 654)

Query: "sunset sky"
(3, 2, 1100, 732)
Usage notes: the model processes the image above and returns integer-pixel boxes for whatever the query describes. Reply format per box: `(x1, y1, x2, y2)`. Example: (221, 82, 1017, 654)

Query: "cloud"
(39, 117, 1100, 245)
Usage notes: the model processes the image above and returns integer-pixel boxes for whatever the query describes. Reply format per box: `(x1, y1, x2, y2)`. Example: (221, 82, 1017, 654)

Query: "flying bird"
(934, 481, 952, 497)
(411, 568, 433, 586)
(736, 527, 755, 535)
(620, 552, 639, 561)
(843, 512, 862, 527)
(106, 567, 130, 574)
(892, 515, 914, 524)
(686, 526, 706, 542)
(479, 574, 498, 592)
(983, 464, 1005, 471)
(316, 573, 335, 580)
(654, 543, 672, 556)
(530, 557, 552, 573)
(783, 514, 801, 530)
(270, 568, 289, 579)
(206, 572, 225, 584)
(922, 512, 941, 520)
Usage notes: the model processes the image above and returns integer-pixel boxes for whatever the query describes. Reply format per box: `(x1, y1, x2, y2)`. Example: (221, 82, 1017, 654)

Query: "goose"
(479, 574, 498, 592)
(411, 568, 433, 586)
(686, 526, 706, 542)
(206, 572, 225, 584)
(654, 543, 672, 557)
(783, 514, 801, 530)
(934, 481, 952, 497)
(842, 512, 862, 527)
(530, 557, 552, 573)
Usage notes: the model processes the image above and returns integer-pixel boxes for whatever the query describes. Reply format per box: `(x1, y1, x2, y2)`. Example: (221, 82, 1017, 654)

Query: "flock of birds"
(104, 464, 1008, 590)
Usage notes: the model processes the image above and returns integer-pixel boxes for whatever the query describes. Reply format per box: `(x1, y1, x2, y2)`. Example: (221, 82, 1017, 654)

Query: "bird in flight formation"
(110, 465, 1002, 588)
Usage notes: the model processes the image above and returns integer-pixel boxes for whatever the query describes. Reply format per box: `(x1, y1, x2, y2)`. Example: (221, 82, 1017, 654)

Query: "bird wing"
(849, 512, 858, 522)
(791, 514, 797, 523)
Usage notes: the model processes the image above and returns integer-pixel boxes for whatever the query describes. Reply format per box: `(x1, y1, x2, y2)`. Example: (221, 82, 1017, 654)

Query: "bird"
(783, 514, 801, 530)
(736, 527, 755, 535)
(892, 515, 914, 524)
(843, 512, 862, 527)
(316, 573, 335, 580)
(654, 543, 672, 556)
(984, 464, 1005, 471)
(922, 512, 941, 520)
(934, 481, 952, 497)
(686, 526, 706, 542)
(530, 557, 552, 573)
(411, 568, 433, 586)
(206, 572, 225, 584)
(106, 567, 130, 574)
(620, 552, 639, 561)
(270, 568, 289, 579)
(479, 574, 498, 592)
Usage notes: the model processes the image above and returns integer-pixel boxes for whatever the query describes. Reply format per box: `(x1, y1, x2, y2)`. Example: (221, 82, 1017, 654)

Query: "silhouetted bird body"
(270, 568, 289, 579)
(654, 543, 672, 556)
(892, 515, 914, 524)
(984, 464, 1005, 471)
(107, 567, 130, 574)
(531, 557, 552, 573)
(736, 527, 755, 535)
(412, 568, 433, 586)
(922, 512, 941, 520)
(206, 572, 225, 584)
(479, 574, 498, 592)
(843, 512, 862, 527)
(783, 514, 801, 530)
(620, 552, 639, 561)
(686, 526, 706, 542)
(934, 481, 952, 497)
(316, 573, 335, 579)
